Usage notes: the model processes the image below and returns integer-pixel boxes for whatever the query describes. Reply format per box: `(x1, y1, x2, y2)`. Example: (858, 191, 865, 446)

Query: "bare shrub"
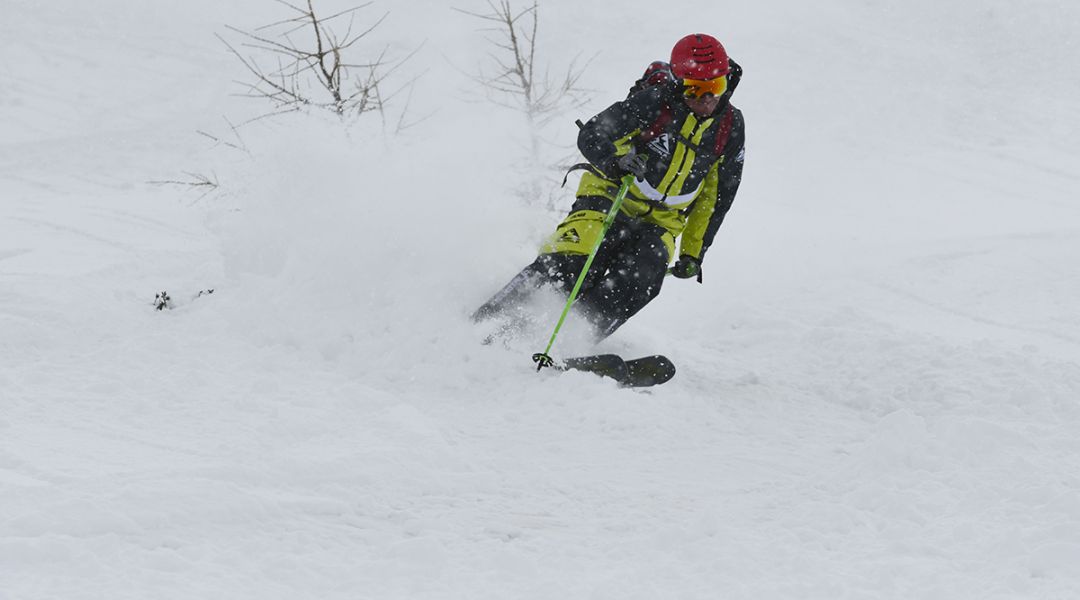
(454, 1, 590, 129)
(455, 1, 592, 208)
(219, 0, 401, 120)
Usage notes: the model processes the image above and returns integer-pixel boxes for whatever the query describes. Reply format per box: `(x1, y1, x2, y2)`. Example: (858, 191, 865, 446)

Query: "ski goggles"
(682, 76, 728, 99)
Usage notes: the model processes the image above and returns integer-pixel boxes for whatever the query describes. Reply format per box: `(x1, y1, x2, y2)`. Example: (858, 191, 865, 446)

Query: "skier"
(475, 33, 746, 341)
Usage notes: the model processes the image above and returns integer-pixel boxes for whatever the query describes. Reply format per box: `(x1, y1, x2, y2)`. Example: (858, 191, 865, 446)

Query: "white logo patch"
(647, 133, 673, 159)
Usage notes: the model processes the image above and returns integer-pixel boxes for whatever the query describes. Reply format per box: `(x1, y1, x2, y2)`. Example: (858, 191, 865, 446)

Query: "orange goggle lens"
(682, 76, 728, 99)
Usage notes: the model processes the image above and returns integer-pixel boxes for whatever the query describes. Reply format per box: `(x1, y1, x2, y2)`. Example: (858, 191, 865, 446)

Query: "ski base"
(557, 354, 676, 388)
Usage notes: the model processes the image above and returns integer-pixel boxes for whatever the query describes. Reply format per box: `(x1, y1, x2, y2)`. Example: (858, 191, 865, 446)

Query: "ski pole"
(533, 174, 635, 371)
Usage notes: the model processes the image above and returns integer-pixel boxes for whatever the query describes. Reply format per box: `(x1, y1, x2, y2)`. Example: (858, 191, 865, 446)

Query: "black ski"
(556, 354, 676, 387)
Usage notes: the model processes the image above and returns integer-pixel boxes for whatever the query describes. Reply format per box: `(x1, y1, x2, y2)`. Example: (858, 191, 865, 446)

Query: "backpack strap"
(712, 106, 735, 157)
(561, 162, 603, 187)
(629, 61, 675, 96)
(637, 104, 674, 146)
(629, 61, 676, 148)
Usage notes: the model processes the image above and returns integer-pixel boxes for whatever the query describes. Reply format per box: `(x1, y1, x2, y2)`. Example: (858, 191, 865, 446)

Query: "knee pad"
(538, 210, 607, 255)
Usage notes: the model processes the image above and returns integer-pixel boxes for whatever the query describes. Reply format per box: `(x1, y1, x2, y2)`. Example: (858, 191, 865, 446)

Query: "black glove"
(670, 255, 702, 282)
(599, 148, 647, 180)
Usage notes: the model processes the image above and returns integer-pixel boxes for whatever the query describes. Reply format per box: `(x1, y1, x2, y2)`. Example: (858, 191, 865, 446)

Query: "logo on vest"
(647, 133, 673, 160)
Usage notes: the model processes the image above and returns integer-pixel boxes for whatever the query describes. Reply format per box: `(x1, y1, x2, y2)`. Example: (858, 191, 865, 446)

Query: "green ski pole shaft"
(534, 175, 634, 371)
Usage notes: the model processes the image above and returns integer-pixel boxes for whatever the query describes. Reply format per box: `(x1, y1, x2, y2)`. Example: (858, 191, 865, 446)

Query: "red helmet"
(670, 34, 730, 81)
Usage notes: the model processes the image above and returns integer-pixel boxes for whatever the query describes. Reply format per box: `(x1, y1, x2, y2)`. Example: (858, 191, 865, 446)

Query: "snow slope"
(2, 1, 1080, 598)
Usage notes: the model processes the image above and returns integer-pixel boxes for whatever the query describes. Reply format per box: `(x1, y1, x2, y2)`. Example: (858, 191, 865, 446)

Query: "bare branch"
(148, 171, 220, 198)
(314, 3, 373, 25)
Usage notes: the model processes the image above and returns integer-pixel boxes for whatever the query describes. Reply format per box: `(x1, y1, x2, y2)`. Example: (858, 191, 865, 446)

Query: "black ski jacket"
(575, 66, 745, 262)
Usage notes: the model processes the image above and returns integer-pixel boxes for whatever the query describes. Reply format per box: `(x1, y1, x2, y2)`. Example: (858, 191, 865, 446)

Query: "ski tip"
(624, 355, 676, 387)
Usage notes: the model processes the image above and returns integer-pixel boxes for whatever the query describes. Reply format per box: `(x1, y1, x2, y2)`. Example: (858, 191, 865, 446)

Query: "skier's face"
(684, 94, 721, 117)
(681, 76, 727, 117)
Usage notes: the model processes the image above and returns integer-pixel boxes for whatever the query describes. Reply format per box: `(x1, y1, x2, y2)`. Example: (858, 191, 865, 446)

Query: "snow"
(2, 1, 1080, 598)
